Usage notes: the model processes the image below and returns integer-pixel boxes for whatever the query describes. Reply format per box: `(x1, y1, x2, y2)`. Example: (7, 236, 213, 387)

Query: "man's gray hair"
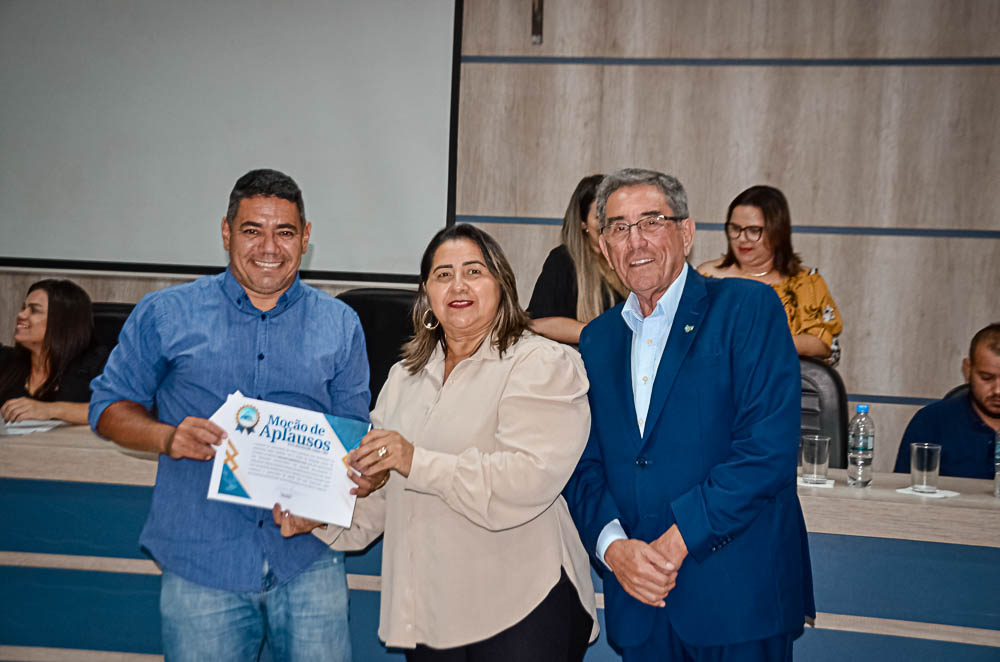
(595, 168, 689, 228)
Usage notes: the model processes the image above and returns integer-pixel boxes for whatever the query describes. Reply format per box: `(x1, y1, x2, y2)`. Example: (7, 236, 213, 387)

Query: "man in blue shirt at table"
(90, 169, 370, 662)
(564, 169, 814, 661)
(893, 322, 1000, 479)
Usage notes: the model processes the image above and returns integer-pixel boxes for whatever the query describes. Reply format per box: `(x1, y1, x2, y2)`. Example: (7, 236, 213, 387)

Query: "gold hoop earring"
(422, 308, 439, 330)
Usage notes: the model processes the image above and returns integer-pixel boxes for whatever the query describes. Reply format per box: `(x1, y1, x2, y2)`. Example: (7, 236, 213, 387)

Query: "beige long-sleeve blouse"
(317, 331, 598, 649)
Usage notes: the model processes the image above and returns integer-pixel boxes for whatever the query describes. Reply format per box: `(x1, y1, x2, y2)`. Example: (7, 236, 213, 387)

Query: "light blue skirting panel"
(795, 628, 999, 662)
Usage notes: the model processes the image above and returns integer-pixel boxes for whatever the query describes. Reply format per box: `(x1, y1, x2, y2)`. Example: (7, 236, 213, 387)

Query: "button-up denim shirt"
(90, 269, 370, 591)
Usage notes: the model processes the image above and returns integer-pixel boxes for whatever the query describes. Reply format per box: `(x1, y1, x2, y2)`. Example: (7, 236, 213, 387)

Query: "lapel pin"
(684, 324, 694, 333)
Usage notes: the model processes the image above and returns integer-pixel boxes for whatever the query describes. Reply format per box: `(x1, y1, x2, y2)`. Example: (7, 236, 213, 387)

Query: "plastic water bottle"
(847, 404, 875, 487)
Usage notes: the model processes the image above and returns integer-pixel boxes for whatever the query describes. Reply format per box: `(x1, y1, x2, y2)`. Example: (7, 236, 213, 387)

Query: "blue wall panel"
(0, 478, 152, 558)
(808, 532, 1000, 630)
(0, 566, 161, 654)
(794, 627, 999, 662)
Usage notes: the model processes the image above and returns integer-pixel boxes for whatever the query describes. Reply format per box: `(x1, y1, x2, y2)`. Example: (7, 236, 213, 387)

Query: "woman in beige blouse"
(280, 224, 597, 661)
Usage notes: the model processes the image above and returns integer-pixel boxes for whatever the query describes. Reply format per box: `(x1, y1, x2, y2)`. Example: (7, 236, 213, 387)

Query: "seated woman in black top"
(528, 174, 627, 344)
(0, 279, 108, 425)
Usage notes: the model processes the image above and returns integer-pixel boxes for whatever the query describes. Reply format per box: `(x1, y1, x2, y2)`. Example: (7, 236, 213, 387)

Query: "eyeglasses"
(725, 222, 765, 242)
(601, 214, 686, 243)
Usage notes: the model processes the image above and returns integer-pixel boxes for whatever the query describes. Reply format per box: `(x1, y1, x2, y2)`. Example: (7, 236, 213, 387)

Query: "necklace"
(742, 267, 772, 277)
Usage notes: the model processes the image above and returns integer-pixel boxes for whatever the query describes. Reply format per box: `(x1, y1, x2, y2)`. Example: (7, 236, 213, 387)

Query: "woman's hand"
(271, 503, 325, 538)
(348, 469, 389, 498)
(349, 429, 414, 478)
(1, 397, 55, 423)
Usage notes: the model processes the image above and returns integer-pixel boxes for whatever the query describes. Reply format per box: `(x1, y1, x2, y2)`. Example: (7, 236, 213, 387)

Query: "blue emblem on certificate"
(235, 404, 260, 433)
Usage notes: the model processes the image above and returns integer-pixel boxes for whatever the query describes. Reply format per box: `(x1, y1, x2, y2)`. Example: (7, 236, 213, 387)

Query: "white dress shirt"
(597, 263, 689, 566)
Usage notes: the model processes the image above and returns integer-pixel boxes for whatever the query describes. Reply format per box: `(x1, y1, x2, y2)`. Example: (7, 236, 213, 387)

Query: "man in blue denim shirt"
(90, 169, 370, 661)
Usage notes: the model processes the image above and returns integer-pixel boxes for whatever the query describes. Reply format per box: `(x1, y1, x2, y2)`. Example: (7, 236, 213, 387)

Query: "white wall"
(0, 0, 455, 277)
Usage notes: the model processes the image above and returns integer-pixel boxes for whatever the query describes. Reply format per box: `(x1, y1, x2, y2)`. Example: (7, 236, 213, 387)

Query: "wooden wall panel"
(464, 0, 1000, 58)
(867, 402, 922, 473)
(787, 233, 1000, 398)
(459, 63, 1000, 231)
(456, 64, 605, 217)
(456, 0, 1000, 444)
(458, 0, 999, 475)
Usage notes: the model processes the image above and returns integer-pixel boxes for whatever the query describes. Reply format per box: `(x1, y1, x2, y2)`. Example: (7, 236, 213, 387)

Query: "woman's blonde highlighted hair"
(563, 175, 627, 322)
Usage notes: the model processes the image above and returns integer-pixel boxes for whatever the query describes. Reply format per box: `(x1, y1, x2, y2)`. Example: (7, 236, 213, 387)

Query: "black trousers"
(405, 569, 593, 662)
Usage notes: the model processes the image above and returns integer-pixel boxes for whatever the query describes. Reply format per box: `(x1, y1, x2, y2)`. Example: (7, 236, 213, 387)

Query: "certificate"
(206, 391, 369, 527)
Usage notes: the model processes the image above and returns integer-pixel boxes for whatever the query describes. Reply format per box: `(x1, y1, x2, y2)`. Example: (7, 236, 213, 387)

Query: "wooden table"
(799, 468, 1000, 548)
(0, 424, 157, 486)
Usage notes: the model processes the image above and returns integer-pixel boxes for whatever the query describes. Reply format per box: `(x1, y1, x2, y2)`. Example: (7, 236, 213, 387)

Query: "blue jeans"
(160, 549, 351, 662)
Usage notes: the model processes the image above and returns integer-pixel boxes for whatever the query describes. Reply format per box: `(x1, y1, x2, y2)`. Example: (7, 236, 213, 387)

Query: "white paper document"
(207, 392, 370, 527)
(0, 419, 66, 436)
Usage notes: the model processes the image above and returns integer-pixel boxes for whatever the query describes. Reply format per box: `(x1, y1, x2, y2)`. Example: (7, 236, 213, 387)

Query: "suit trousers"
(404, 569, 592, 662)
(621, 608, 797, 662)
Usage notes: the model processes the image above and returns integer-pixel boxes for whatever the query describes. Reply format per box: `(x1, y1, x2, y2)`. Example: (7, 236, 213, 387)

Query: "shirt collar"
(220, 267, 304, 315)
(621, 262, 689, 333)
(422, 330, 515, 384)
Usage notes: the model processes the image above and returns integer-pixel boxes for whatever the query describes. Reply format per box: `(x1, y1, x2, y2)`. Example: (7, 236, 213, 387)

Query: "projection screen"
(0, 0, 457, 281)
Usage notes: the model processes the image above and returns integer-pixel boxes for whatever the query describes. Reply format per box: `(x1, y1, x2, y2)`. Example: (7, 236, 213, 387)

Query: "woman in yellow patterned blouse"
(697, 185, 843, 364)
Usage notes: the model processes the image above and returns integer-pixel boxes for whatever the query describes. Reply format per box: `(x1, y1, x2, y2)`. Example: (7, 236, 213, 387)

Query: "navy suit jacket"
(565, 269, 815, 649)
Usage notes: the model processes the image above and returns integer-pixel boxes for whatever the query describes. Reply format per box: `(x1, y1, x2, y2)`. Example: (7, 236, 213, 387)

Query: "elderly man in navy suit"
(565, 168, 814, 661)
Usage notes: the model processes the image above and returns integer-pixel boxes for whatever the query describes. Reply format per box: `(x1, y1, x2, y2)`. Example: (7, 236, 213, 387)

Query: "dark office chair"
(943, 383, 969, 400)
(91, 302, 136, 350)
(336, 287, 417, 410)
(800, 356, 849, 469)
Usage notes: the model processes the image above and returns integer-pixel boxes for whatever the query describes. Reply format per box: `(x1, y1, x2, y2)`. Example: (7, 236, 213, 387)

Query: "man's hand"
(272, 503, 324, 538)
(605, 539, 677, 607)
(651, 524, 689, 575)
(163, 416, 225, 460)
(1, 397, 54, 422)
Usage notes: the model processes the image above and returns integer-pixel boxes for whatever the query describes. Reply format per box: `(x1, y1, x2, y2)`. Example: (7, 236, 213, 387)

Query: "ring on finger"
(378, 446, 388, 458)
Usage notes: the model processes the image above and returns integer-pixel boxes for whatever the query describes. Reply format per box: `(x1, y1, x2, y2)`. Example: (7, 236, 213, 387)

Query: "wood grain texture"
(455, 64, 606, 220)
(862, 403, 922, 473)
(0, 425, 158, 486)
(456, 53, 1000, 408)
(813, 613, 1000, 647)
(799, 469, 1000, 547)
(0, 552, 159, 575)
(458, 63, 1000, 231)
(463, 0, 1000, 58)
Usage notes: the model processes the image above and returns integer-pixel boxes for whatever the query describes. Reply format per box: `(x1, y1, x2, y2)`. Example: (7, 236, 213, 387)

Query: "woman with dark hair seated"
(697, 185, 843, 364)
(528, 174, 627, 344)
(0, 279, 108, 425)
